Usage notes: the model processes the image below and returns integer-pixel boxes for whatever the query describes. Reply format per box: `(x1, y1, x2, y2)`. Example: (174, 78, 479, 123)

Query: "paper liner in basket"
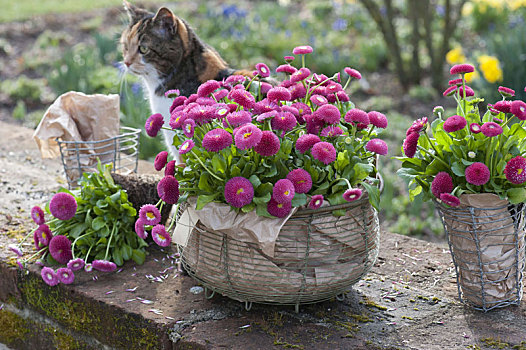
(33, 91, 120, 180)
(441, 193, 525, 307)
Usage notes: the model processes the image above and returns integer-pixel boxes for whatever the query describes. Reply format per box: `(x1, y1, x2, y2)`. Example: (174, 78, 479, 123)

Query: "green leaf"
(255, 203, 275, 218)
(248, 174, 261, 189)
(113, 248, 124, 266)
(409, 185, 422, 201)
(69, 223, 88, 239)
(253, 192, 271, 205)
(451, 162, 465, 177)
(131, 248, 146, 265)
(361, 181, 380, 211)
(312, 181, 330, 195)
(211, 154, 227, 174)
(198, 173, 214, 192)
(196, 193, 219, 210)
(507, 188, 526, 204)
(255, 183, 273, 197)
(122, 245, 132, 260)
(92, 217, 106, 231)
(397, 167, 419, 182)
(241, 203, 256, 213)
(291, 193, 308, 207)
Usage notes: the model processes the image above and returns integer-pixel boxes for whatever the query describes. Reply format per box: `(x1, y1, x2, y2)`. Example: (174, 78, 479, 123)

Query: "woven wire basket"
(434, 199, 526, 312)
(181, 196, 380, 311)
(56, 127, 140, 188)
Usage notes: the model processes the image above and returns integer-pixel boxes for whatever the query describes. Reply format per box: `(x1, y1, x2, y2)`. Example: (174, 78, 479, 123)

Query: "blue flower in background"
(221, 4, 246, 19)
(112, 61, 125, 73)
(285, 30, 291, 38)
(301, 20, 308, 28)
(436, 5, 445, 17)
(332, 18, 347, 31)
(131, 82, 142, 97)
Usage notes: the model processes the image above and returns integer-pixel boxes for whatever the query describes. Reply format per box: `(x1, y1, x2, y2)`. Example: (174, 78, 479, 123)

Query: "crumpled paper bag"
(441, 193, 525, 308)
(33, 91, 121, 183)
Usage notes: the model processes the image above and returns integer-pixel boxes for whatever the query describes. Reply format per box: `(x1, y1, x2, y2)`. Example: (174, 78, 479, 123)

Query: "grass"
(0, 0, 159, 23)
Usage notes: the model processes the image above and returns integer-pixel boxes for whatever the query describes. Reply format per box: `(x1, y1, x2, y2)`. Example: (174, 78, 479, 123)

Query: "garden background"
(1, 0, 525, 241)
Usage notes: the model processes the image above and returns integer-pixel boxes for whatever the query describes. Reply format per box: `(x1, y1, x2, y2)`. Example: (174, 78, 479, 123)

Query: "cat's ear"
(153, 7, 177, 37)
(123, 1, 150, 23)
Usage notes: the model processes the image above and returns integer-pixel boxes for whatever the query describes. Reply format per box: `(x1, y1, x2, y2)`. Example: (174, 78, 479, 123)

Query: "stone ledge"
(1, 121, 526, 350)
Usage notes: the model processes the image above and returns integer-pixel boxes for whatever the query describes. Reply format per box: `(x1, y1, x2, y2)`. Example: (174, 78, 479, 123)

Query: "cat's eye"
(138, 45, 149, 54)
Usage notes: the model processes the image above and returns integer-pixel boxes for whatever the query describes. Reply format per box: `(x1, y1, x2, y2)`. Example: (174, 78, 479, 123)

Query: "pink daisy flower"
(202, 129, 233, 152)
(213, 89, 229, 101)
(157, 176, 180, 204)
(254, 131, 280, 157)
(49, 192, 77, 221)
(145, 113, 164, 137)
(321, 126, 344, 138)
(135, 219, 147, 239)
(470, 123, 481, 133)
(256, 110, 279, 123)
(165, 160, 176, 177)
(92, 260, 117, 272)
(31, 206, 45, 225)
(406, 117, 428, 135)
(443, 115, 467, 133)
(182, 119, 196, 138)
(498, 86, 515, 98)
(84, 263, 93, 272)
(296, 134, 321, 154)
(443, 85, 457, 97)
(224, 177, 254, 208)
(440, 193, 460, 207)
(254, 99, 279, 114)
(34, 231, 41, 250)
(493, 100, 512, 113)
(170, 96, 187, 113)
(226, 111, 252, 127)
(290, 67, 311, 83)
(504, 156, 526, 184)
(41, 267, 59, 286)
(229, 89, 255, 109)
(458, 86, 475, 98)
(8, 244, 23, 257)
(344, 108, 369, 125)
(344, 67, 362, 79)
(260, 82, 273, 95)
(267, 87, 292, 102)
(511, 100, 526, 120)
(431, 172, 454, 198)
(67, 258, 85, 272)
(326, 83, 342, 94)
(235, 124, 263, 150)
(276, 64, 297, 74)
(165, 89, 180, 98)
(403, 132, 420, 158)
(343, 188, 362, 202)
(57, 267, 75, 285)
(169, 111, 187, 130)
(314, 104, 341, 125)
(255, 63, 271, 78)
(465, 162, 490, 186)
(224, 75, 246, 87)
(284, 55, 295, 63)
(36, 224, 52, 246)
(139, 204, 161, 226)
(152, 224, 171, 247)
(271, 112, 297, 133)
(291, 102, 311, 117)
(179, 139, 195, 154)
(273, 179, 295, 204)
(311, 142, 337, 165)
(292, 45, 313, 55)
(368, 111, 388, 129)
(282, 105, 299, 118)
(267, 198, 292, 218)
(286, 169, 312, 194)
(366, 139, 388, 156)
(448, 78, 463, 86)
(310, 95, 328, 106)
(480, 122, 503, 137)
(197, 80, 220, 98)
(308, 195, 324, 210)
(154, 151, 168, 171)
(49, 235, 73, 264)
(289, 84, 307, 100)
(336, 91, 350, 102)
(450, 64, 475, 75)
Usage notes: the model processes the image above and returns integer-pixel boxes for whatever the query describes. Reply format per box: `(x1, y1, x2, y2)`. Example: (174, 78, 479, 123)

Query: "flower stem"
(104, 223, 117, 261)
(417, 145, 450, 168)
(71, 232, 93, 259)
(190, 150, 224, 181)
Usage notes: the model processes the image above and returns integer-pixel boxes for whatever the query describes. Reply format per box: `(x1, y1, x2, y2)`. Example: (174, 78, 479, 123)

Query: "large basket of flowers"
(397, 63, 526, 311)
(135, 45, 388, 308)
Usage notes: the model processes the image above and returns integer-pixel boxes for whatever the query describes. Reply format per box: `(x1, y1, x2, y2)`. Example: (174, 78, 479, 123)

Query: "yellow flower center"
(277, 204, 283, 208)
(519, 169, 523, 175)
(42, 232, 47, 239)
(298, 180, 305, 184)
(243, 132, 252, 139)
(147, 212, 155, 219)
(284, 190, 289, 196)
(236, 188, 244, 195)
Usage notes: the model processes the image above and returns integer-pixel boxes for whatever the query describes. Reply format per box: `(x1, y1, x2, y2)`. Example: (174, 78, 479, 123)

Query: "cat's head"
(121, 1, 191, 78)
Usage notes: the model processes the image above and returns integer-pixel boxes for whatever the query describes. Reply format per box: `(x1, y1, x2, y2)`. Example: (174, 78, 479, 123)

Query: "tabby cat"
(121, 1, 251, 159)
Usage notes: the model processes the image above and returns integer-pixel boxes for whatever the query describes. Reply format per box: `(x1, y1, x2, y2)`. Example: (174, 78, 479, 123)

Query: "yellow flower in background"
(465, 68, 480, 83)
(509, 0, 526, 10)
(446, 47, 466, 65)
(462, 2, 474, 16)
(478, 55, 503, 83)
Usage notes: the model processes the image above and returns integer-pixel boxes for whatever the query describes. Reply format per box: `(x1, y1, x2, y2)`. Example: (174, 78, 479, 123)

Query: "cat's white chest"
(142, 74, 181, 163)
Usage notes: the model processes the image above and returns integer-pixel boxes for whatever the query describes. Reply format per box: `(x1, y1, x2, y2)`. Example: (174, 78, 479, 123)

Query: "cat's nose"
(124, 60, 132, 67)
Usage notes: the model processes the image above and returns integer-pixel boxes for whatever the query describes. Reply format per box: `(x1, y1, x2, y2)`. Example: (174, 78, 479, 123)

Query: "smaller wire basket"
(181, 197, 380, 312)
(434, 198, 526, 312)
(56, 127, 141, 188)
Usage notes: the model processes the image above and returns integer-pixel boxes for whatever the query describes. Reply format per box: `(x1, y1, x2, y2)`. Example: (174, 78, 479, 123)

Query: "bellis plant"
(397, 63, 526, 206)
(11, 162, 147, 286)
(143, 45, 387, 220)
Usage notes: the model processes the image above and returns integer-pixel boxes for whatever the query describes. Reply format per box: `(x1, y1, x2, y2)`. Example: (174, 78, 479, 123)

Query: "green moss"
(362, 297, 388, 311)
(17, 274, 161, 349)
(0, 310, 30, 345)
(274, 337, 304, 349)
(45, 325, 86, 350)
(512, 341, 526, 350)
(346, 312, 373, 323)
(480, 337, 510, 349)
